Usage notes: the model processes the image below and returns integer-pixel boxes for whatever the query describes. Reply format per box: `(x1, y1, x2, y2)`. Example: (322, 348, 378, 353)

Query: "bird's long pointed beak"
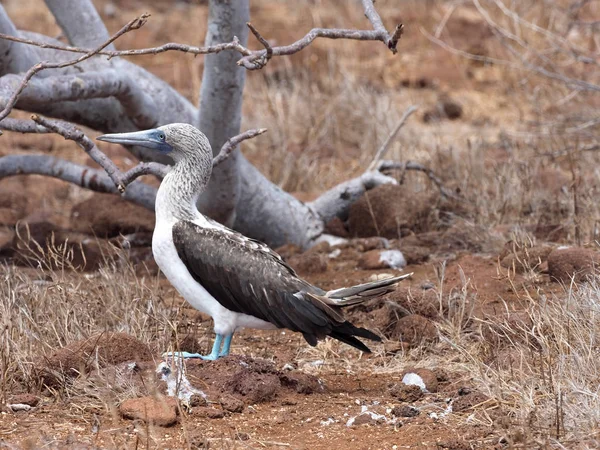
(97, 129, 173, 154)
(97, 129, 160, 147)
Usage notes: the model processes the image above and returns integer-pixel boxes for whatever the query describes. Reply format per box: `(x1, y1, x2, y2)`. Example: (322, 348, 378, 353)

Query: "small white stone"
(402, 372, 427, 392)
(379, 250, 407, 269)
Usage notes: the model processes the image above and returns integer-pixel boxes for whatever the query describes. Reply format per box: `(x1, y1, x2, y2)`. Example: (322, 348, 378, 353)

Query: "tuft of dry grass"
(0, 243, 177, 405)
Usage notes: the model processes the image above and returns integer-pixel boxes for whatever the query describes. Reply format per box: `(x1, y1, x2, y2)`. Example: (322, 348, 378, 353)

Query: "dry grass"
(0, 243, 174, 404)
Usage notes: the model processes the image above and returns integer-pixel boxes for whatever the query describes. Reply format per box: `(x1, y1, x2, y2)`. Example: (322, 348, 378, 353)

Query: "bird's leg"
(198, 333, 223, 360)
(218, 333, 234, 357)
(163, 334, 223, 360)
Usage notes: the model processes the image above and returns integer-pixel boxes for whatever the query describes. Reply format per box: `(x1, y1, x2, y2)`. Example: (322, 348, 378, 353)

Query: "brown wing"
(172, 221, 341, 333)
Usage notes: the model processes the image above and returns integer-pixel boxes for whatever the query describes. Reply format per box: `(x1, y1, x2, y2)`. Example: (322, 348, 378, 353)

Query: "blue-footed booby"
(97, 124, 411, 360)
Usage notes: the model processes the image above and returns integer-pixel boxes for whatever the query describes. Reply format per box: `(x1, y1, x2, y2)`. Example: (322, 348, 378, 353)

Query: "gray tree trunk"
(0, 6, 38, 74)
(43, 0, 115, 51)
(196, 0, 250, 227)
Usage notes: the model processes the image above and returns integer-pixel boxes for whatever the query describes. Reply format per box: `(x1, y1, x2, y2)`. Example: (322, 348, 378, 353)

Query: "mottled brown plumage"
(173, 220, 407, 352)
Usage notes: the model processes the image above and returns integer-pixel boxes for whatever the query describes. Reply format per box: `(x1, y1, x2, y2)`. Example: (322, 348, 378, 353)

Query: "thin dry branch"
(0, 153, 157, 209)
(30, 114, 167, 192)
(246, 22, 273, 68)
(368, 105, 418, 170)
(0, 117, 54, 133)
(0, 0, 402, 71)
(212, 128, 267, 167)
(0, 14, 149, 128)
(25, 115, 265, 193)
(378, 160, 457, 199)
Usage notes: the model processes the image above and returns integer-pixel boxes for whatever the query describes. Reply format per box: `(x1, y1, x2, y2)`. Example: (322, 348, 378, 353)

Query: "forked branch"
(0, 0, 403, 71)
(0, 14, 150, 127)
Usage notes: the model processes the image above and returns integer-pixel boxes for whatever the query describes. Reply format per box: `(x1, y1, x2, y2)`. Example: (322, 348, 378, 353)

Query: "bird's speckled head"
(97, 123, 213, 166)
(157, 123, 212, 164)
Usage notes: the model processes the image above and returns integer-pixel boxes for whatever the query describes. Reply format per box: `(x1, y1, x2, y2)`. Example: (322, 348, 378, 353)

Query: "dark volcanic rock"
(389, 383, 423, 402)
(183, 356, 325, 405)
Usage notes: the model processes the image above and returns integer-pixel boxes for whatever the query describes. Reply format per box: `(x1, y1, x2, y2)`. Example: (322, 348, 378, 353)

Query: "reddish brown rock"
(71, 193, 155, 238)
(280, 372, 323, 394)
(0, 189, 28, 225)
(228, 370, 281, 404)
(389, 383, 423, 402)
(348, 184, 438, 239)
(500, 244, 553, 273)
(194, 406, 226, 419)
(385, 287, 440, 319)
(358, 249, 406, 270)
(182, 356, 324, 405)
(390, 314, 437, 344)
(400, 245, 430, 265)
(119, 396, 178, 426)
(219, 394, 244, 413)
(41, 333, 152, 386)
(324, 216, 349, 238)
(9, 394, 40, 407)
(548, 247, 599, 283)
(288, 252, 328, 275)
(391, 404, 419, 417)
(453, 392, 491, 413)
(353, 237, 389, 251)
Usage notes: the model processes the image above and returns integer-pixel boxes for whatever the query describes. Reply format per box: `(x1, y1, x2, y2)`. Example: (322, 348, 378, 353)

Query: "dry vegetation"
(1, 0, 600, 448)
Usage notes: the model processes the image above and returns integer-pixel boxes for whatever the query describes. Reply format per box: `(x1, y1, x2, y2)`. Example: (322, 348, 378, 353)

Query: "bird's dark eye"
(158, 133, 165, 141)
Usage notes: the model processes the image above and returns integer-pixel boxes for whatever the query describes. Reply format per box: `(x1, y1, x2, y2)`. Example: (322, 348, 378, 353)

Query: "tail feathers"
(301, 322, 382, 353)
(324, 273, 412, 305)
(329, 322, 382, 353)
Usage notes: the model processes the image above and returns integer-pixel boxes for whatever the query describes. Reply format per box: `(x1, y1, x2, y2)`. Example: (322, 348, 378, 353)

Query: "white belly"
(152, 219, 276, 335)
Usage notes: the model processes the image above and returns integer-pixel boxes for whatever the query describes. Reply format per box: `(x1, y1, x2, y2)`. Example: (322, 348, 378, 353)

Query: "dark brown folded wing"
(172, 220, 343, 336)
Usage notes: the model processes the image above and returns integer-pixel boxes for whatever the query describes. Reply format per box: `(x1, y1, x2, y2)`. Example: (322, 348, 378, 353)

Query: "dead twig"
(31, 114, 168, 192)
(0, 1, 402, 71)
(247, 22, 273, 67)
(213, 128, 268, 168)
(377, 160, 457, 199)
(368, 105, 418, 170)
(0, 14, 150, 128)
(28, 115, 265, 192)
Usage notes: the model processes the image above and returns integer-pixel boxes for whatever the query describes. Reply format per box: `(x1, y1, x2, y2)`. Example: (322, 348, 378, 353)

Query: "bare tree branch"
(377, 160, 457, 199)
(0, 70, 158, 129)
(368, 105, 418, 171)
(0, 32, 250, 60)
(0, 14, 149, 126)
(0, 154, 158, 210)
(308, 171, 398, 224)
(212, 128, 267, 167)
(0, 117, 53, 133)
(30, 114, 167, 192)
(246, 22, 273, 68)
(0, 0, 403, 72)
(0, 5, 38, 75)
(361, 0, 404, 52)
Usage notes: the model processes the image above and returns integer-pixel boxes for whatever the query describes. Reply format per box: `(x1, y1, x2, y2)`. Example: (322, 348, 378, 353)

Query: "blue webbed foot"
(162, 333, 234, 361)
(162, 351, 214, 359)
